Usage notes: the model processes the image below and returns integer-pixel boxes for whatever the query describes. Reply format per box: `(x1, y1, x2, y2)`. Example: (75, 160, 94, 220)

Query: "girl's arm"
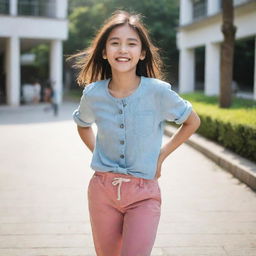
(155, 110, 201, 178)
(77, 126, 96, 153)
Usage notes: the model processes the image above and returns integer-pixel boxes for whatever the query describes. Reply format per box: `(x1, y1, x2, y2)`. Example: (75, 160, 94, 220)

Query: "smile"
(115, 57, 131, 62)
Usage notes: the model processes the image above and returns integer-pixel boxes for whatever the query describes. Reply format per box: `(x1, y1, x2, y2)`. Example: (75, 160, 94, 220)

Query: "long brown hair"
(68, 10, 164, 86)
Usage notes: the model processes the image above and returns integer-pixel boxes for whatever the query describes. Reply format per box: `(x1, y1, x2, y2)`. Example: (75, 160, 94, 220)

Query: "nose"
(119, 44, 128, 53)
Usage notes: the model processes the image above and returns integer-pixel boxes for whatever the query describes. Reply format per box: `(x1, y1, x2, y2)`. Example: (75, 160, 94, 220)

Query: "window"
(18, 0, 56, 18)
(192, 0, 207, 20)
(0, 0, 9, 14)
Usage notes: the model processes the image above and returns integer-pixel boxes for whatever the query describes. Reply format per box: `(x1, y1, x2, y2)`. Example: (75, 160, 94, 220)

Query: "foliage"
(180, 92, 256, 162)
(30, 44, 49, 79)
(65, 0, 180, 83)
(182, 92, 256, 127)
(65, 3, 109, 55)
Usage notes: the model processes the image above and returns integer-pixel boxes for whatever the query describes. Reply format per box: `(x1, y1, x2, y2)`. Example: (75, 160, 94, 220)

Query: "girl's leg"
(121, 198, 161, 256)
(88, 173, 123, 256)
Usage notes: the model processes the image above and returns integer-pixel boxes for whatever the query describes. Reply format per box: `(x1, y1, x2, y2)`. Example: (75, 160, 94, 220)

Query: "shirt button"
(119, 109, 123, 114)
(120, 140, 125, 145)
(120, 124, 124, 128)
(120, 154, 124, 159)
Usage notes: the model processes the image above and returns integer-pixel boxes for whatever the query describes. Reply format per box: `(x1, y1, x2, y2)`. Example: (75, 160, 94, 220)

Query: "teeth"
(116, 58, 130, 62)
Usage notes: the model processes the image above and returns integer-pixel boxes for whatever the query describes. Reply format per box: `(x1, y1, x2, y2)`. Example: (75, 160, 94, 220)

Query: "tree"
(220, 0, 237, 108)
(65, 0, 180, 83)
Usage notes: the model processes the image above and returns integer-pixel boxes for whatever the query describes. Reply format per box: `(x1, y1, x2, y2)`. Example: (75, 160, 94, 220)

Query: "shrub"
(180, 93, 256, 162)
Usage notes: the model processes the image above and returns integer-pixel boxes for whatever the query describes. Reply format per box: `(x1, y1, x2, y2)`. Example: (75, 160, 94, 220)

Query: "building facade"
(0, 0, 68, 106)
(177, 0, 256, 100)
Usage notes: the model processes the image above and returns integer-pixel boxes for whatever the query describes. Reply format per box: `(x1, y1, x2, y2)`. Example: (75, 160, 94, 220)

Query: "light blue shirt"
(73, 76, 192, 179)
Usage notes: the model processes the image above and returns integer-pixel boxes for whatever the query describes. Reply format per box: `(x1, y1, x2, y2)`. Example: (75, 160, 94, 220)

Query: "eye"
(129, 43, 136, 46)
(111, 42, 119, 45)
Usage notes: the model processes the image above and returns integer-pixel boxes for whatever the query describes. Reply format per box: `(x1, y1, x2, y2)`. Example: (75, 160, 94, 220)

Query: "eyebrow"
(108, 37, 139, 42)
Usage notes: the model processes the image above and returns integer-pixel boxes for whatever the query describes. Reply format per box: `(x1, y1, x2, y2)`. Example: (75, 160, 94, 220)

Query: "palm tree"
(220, 0, 236, 108)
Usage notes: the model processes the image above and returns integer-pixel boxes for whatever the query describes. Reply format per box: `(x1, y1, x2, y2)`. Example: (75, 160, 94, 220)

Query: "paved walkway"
(0, 102, 255, 256)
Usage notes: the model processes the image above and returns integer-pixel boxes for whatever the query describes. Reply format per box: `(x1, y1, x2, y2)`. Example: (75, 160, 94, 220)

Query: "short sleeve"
(72, 91, 95, 127)
(160, 84, 192, 124)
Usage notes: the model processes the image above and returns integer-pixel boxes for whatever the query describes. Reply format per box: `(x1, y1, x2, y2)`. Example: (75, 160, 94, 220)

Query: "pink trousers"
(87, 171, 162, 256)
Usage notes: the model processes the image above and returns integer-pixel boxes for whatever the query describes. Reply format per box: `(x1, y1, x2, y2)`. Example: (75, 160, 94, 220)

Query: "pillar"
(6, 37, 20, 106)
(207, 0, 221, 16)
(9, 0, 17, 16)
(55, 0, 68, 19)
(254, 36, 256, 100)
(180, 0, 193, 25)
(205, 42, 221, 95)
(50, 39, 63, 104)
(179, 48, 195, 93)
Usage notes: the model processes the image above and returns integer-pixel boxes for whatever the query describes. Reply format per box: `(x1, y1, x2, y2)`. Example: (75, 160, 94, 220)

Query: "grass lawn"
(181, 92, 256, 128)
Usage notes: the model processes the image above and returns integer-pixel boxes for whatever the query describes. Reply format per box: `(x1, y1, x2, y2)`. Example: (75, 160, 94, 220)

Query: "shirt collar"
(105, 76, 144, 103)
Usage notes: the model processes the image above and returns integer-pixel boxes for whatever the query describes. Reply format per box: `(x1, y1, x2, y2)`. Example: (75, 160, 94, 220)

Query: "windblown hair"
(67, 10, 164, 86)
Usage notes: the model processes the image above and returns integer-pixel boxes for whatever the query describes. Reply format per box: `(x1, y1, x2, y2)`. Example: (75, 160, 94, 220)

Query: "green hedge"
(180, 93, 256, 162)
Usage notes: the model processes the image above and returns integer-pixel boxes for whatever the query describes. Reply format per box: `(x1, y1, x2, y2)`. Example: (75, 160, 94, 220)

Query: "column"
(6, 37, 20, 106)
(205, 42, 221, 95)
(180, 0, 193, 25)
(9, 0, 17, 16)
(207, 0, 221, 16)
(179, 48, 195, 93)
(55, 0, 68, 18)
(254, 37, 256, 100)
(50, 39, 63, 104)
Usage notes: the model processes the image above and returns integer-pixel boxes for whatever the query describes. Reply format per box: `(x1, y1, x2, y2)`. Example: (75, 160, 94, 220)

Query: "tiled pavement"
(0, 102, 255, 256)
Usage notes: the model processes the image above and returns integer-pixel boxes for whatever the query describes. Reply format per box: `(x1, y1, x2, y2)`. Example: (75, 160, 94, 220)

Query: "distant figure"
(51, 85, 59, 116)
(32, 80, 41, 103)
(22, 83, 34, 104)
(43, 86, 52, 103)
(232, 80, 239, 94)
(22, 79, 41, 104)
(43, 80, 60, 116)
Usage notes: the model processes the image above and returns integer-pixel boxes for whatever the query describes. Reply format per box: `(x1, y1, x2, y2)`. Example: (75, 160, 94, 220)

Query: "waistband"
(93, 171, 158, 201)
(93, 171, 157, 185)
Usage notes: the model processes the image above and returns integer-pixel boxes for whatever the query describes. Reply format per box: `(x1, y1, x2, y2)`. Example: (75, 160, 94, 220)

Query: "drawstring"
(112, 177, 131, 200)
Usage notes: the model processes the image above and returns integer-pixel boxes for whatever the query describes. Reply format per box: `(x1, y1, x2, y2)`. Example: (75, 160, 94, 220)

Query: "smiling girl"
(70, 10, 200, 256)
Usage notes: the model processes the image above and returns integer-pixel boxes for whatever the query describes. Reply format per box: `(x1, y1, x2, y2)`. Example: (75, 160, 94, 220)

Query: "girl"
(71, 10, 200, 256)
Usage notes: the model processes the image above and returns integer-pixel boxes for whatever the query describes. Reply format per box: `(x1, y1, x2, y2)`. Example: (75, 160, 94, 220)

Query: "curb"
(164, 125, 256, 192)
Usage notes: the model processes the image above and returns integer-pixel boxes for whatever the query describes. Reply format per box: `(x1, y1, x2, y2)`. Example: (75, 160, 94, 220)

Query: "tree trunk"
(220, 0, 236, 108)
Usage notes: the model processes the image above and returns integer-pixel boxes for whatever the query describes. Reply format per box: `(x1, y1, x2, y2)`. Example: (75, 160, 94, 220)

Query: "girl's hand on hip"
(155, 159, 163, 179)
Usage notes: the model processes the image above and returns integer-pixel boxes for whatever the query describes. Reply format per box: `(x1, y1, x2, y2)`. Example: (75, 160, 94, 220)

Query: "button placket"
(118, 100, 126, 163)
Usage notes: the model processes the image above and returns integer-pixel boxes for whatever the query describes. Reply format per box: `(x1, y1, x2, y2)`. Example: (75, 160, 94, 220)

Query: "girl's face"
(103, 24, 145, 76)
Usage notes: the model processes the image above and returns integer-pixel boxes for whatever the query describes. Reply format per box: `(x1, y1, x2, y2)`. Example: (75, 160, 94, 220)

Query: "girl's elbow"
(192, 112, 201, 131)
(184, 111, 200, 131)
(195, 114, 201, 130)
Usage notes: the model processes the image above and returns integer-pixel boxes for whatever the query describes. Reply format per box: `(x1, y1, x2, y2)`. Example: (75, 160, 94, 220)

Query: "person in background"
(32, 79, 41, 104)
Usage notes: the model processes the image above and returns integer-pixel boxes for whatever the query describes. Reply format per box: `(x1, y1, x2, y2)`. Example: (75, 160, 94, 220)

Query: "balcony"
(192, 0, 207, 21)
(191, 0, 254, 22)
(0, 0, 8, 14)
(0, 0, 56, 18)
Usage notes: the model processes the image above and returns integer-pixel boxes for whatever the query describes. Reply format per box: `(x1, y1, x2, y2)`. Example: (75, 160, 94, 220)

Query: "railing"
(0, 0, 9, 15)
(18, 0, 56, 18)
(0, 0, 56, 18)
(219, 0, 254, 8)
(192, 0, 207, 20)
(234, 0, 254, 5)
(191, 0, 253, 22)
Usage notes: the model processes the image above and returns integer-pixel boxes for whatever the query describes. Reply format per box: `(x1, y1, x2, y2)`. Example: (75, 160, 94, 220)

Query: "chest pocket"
(134, 111, 154, 137)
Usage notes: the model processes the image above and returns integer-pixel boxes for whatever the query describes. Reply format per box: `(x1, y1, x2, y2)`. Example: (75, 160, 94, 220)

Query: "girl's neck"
(109, 73, 140, 95)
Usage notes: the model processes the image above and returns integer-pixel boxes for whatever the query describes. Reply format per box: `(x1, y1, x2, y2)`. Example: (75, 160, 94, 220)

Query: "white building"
(177, 0, 256, 100)
(0, 0, 68, 106)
